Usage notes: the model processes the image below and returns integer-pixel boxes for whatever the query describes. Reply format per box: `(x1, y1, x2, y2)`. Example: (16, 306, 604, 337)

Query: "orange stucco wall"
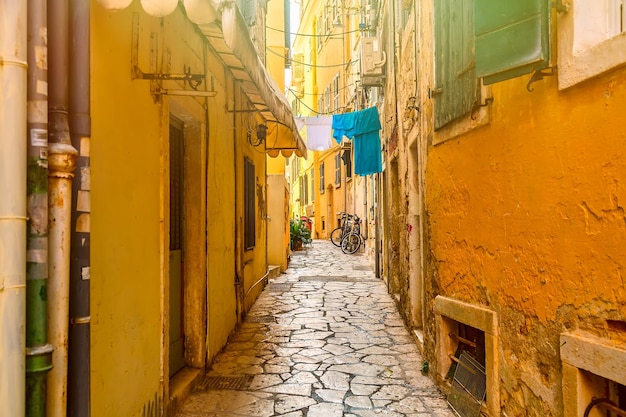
(426, 64, 626, 413)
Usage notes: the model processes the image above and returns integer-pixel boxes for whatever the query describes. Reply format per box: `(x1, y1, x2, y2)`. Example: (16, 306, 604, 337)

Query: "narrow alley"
(175, 240, 454, 417)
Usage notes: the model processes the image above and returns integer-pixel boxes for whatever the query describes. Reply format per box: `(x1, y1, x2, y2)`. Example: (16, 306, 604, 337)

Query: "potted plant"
(290, 218, 312, 251)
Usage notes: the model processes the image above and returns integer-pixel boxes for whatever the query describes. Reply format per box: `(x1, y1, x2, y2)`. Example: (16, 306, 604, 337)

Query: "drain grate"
(246, 315, 275, 323)
(298, 275, 356, 282)
(198, 375, 253, 391)
(268, 283, 293, 292)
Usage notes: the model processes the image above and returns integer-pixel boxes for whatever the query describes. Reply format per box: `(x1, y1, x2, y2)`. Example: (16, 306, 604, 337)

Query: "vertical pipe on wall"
(68, 0, 91, 415)
(26, 0, 55, 414)
(0, 1, 28, 416)
(47, 0, 78, 415)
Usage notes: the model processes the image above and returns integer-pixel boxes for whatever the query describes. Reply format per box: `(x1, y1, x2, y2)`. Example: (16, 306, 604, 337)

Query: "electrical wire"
(267, 25, 361, 38)
(288, 83, 355, 97)
(287, 88, 357, 116)
(266, 47, 359, 68)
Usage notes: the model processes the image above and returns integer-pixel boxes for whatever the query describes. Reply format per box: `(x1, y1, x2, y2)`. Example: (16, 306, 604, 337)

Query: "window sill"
(433, 104, 490, 146)
(557, 8, 626, 90)
(433, 86, 492, 146)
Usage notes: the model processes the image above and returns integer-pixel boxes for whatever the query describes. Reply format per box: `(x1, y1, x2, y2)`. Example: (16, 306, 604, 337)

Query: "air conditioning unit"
(360, 37, 386, 86)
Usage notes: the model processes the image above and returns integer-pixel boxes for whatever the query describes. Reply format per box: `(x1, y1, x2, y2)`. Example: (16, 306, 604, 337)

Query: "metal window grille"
(244, 158, 255, 250)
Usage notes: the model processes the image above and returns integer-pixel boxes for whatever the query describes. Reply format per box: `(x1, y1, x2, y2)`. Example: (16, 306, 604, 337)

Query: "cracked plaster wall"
(424, 50, 626, 415)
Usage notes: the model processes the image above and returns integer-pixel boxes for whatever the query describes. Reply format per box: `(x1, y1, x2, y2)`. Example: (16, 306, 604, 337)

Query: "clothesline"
(295, 107, 383, 176)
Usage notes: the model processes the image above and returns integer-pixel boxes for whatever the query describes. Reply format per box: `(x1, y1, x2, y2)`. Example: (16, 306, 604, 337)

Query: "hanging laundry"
(331, 111, 358, 144)
(304, 116, 333, 151)
(352, 106, 382, 176)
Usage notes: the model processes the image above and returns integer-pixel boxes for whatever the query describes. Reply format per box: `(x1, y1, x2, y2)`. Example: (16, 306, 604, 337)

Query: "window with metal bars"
(244, 158, 255, 250)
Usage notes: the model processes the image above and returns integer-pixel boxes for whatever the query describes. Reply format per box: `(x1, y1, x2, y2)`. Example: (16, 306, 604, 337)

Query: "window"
(244, 158, 255, 250)
(333, 74, 340, 111)
(320, 162, 325, 193)
(310, 169, 315, 202)
(317, 15, 324, 51)
(301, 173, 309, 205)
(558, 0, 626, 89)
(325, 86, 331, 113)
(332, 0, 341, 26)
(561, 330, 626, 416)
(335, 153, 341, 185)
(434, 0, 479, 129)
(342, 148, 352, 179)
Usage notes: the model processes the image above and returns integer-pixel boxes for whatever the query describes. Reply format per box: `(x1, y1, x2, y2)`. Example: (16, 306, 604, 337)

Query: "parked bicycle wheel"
(330, 227, 344, 246)
(341, 232, 361, 254)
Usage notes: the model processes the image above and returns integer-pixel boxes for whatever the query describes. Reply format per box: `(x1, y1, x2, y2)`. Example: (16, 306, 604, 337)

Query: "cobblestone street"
(175, 240, 453, 416)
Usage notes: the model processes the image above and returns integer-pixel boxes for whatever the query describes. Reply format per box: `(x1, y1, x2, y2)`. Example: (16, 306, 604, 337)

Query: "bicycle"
(330, 212, 354, 247)
(340, 215, 365, 254)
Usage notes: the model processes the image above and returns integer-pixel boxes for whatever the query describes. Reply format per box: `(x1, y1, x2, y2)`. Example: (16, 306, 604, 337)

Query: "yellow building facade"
(88, 1, 304, 415)
(290, 0, 377, 242)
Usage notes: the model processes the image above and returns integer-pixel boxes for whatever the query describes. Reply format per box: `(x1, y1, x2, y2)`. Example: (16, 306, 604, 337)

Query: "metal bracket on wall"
(526, 66, 557, 92)
(131, 12, 205, 94)
(470, 97, 494, 120)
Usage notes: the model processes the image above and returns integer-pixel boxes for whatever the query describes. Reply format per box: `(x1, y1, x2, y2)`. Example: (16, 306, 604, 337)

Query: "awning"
(97, 0, 307, 158)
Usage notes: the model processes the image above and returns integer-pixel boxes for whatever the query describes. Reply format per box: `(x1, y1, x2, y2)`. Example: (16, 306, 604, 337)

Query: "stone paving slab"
(175, 240, 454, 417)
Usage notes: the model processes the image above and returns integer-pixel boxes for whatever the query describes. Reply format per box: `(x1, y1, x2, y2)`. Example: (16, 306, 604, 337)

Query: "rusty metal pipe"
(67, 0, 91, 415)
(47, 0, 78, 415)
(0, 1, 28, 415)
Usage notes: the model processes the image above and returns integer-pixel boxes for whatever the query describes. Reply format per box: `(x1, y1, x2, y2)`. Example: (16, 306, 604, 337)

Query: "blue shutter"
(434, 0, 479, 129)
(475, 0, 551, 85)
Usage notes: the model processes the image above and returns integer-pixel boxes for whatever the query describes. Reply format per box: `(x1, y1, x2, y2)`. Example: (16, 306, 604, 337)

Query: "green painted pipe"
(25, 0, 53, 413)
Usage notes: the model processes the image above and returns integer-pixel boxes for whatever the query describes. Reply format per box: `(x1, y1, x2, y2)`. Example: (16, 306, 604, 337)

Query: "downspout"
(47, 0, 79, 415)
(68, 0, 91, 415)
(26, 0, 54, 414)
(0, 1, 28, 416)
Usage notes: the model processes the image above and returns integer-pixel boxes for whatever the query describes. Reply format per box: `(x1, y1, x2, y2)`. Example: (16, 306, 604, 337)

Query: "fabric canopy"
(98, 0, 307, 158)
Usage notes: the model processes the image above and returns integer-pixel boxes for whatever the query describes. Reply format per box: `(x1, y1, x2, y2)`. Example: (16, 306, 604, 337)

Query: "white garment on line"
(304, 116, 333, 151)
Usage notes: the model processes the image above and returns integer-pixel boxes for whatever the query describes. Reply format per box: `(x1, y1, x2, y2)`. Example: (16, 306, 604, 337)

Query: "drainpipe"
(47, 0, 79, 415)
(26, 0, 54, 414)
(0, 1, 27, 416)
(68, 0, 91, 415)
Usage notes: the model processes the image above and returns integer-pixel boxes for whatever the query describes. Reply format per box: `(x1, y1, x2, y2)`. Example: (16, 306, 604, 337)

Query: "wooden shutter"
(434, 0, 479, 130)
(475, 0, 551, 85)
(292, 53, 305, 83)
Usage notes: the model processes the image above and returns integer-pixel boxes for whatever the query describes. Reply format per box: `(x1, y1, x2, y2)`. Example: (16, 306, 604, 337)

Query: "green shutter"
(475, 0, 551, 85)
(434, 0, 479, 130)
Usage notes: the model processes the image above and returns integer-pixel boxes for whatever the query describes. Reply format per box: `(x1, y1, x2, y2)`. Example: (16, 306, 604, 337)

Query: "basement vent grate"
(246, 315, 275, 323)
(198, 375, 253, 391)
(447, 351, 486, 417)
(268, 283, 293, 292)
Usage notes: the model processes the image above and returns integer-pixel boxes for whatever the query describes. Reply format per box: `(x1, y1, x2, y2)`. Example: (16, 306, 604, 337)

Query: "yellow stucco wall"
(91, 3, 251, 414)
(91, 4, 163, 416)
(426, 60, 626, 413)
(206, 90, 237, 359)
